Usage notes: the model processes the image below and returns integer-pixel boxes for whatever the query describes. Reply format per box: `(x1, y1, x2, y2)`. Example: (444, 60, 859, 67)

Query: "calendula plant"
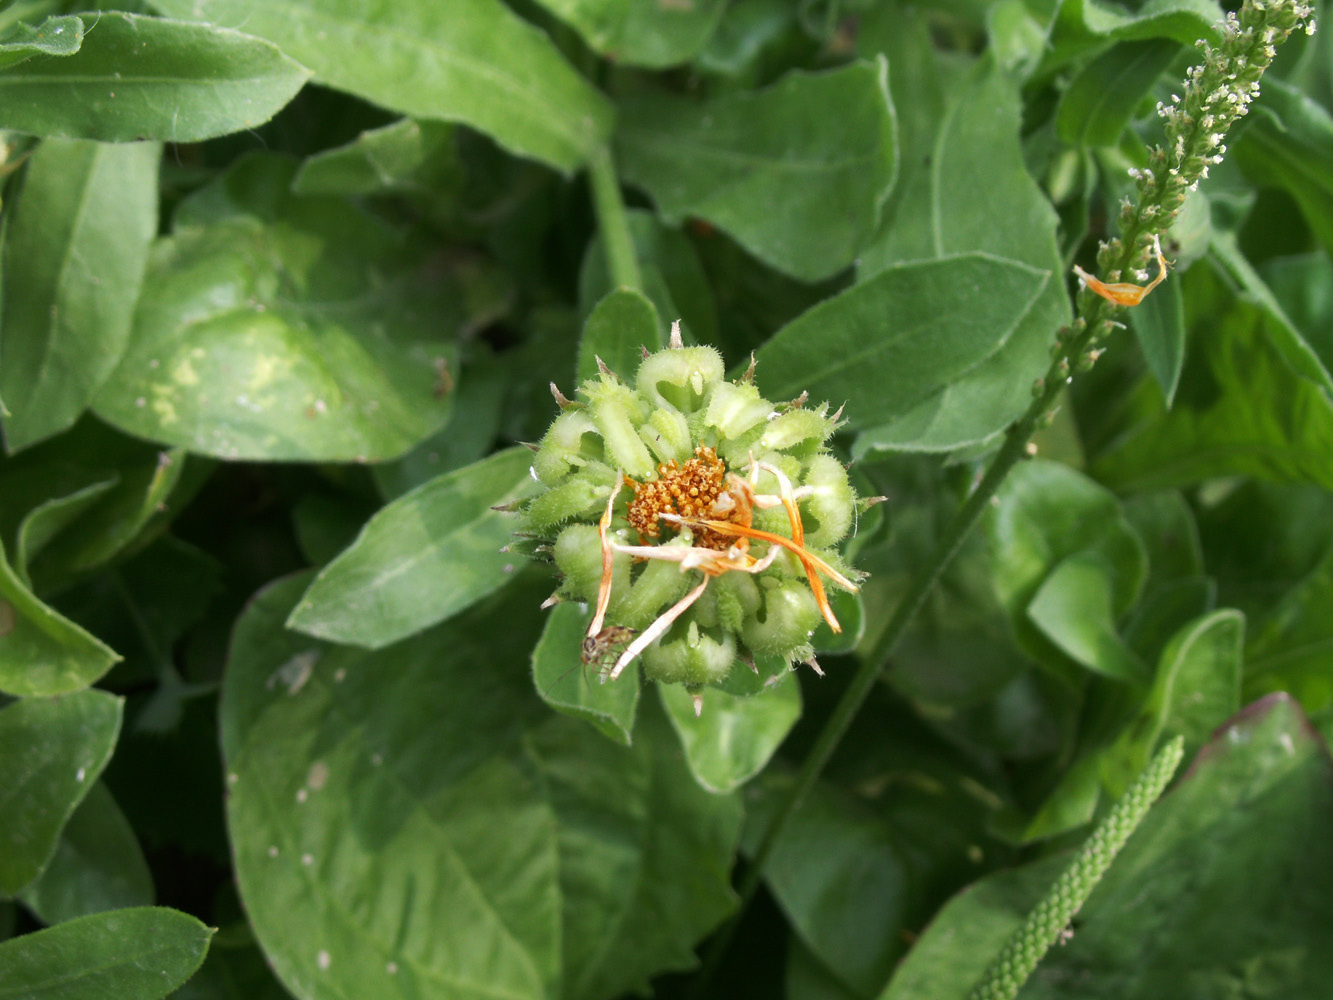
(1, 0, 1331, 998)
(523, 323, 863, 698)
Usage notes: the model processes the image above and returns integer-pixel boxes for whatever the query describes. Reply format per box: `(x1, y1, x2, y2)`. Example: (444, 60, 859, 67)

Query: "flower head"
(521, 324, 863, 690)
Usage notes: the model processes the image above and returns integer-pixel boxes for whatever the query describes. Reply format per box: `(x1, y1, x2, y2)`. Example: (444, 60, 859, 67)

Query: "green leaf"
(0, 539, 121, 698)
(1, 138, 159, 451)
(658, 674, 801, 793)
(1056, 39, 1180, 148)
(617, 59, 897, 281)
(987, 460, 1147, 680)
(1104, 609, 1242, 794)
(0, 689, 121, 894)
(1039, 0, 1224, 76)
(0, 16, 83, 71)
(1247, 544, 1333, 716)
(151, 0, 612, 172)
(1236, 78, 1333, 260)
(532, 601, 639, 746)
(0, 906, 212, 999)
(856, 57, 1068, 453)
(1129, 268, 1187, 406)
(1027, 552, 1148, 683)
(1021, 695, 1333, 999)
(287, 447, 540, 648)
(291, 117, 463, 200)
(755, 254, 1050, 434)
(576, 287, 662, 386)
(18, 782, 154, 925)
(93, 154, 456, 462)
(0, 12, 309, 142)
(531, 0, 727, 67)
(224, 575, 742, 1000)
(885, 694, 1333, 1000)
(1093, 296, 1333, 492)
(170, 929, 292, 1000)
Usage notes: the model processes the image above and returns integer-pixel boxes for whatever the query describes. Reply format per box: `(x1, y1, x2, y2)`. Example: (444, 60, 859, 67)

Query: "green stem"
(693, 291, 1120, 996)
(588, 144, 642, 293)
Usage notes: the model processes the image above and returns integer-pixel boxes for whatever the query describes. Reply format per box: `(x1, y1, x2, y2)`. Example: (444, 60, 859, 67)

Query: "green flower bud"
(523, 336, 865, 689)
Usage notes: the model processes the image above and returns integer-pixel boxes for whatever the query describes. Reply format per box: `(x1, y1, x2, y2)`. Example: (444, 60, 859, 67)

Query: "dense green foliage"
(1, 0, 1331, 998)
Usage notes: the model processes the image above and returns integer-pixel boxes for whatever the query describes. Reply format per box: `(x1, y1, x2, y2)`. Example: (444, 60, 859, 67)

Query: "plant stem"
(588, 144, 642, 293)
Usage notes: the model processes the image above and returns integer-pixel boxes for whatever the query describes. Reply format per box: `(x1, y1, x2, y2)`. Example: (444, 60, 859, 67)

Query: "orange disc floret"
(626, 445, 736, 550)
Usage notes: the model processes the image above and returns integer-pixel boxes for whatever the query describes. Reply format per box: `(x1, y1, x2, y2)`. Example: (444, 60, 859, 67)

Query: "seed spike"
(550, 383, 576, 410)
(668, 319, 684, 349)
(595, 355, 616, 379)
(691, 693, 704, 717)
(741, 353, 758, 383)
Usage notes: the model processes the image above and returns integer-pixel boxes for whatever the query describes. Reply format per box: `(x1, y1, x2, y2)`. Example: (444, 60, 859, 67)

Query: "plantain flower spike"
(520, 323, 864, 690)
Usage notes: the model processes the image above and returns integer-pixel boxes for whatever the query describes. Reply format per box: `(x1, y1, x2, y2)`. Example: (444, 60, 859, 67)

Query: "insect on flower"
(1073, 234, 1171, 307)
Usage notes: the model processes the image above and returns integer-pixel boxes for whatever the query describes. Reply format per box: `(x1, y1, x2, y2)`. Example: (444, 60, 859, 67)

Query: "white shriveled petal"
(606, 576, 710, 680)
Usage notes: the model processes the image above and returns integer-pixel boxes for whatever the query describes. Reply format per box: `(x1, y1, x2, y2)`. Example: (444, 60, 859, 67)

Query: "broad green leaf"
(287, 447, 541, 648)
(1237, 78, 1333, 260)
(1129, 267, 1187, 406)
(11, 477, 117, 586)
(1093, 297, 1333, 492)
(152, 0, 611, 173)
(532, 0, 726, 67)
(0, 12, 309, 142)
(93, 155, 456, 462)
(292, 118, 461, 198)
(857, 57, 1068, 452)
(532, 601, 639, 746)
(884, 694, 1333, 1000)
(171, 929, 292, 1000)
(0, 689, 121, 894)
(580, 210, 718, 348)
(1056, 39, 1180, 148)
(617, 59, 897, 281)
(0, 539, 121, 697)
(18, 782, 154, 925)
(658, 675, 801, 793)
(1022, 695, 1333, 999)
(754, 254, 1050, 433)
(1027, 552, 1148, 683)
(1247, 544, 1333, 716)
(1122, 490, 1203, 586)
(0, 906, 212, 999)
(1, 138, 158, 451)
(224, 575, 742, 1000)
(0, 15, 83, 71)
(987, 460, 1147, 680)
(576, 287, 661, 386)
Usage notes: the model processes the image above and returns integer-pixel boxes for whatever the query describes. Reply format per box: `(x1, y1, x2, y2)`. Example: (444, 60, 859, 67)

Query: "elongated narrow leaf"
(532, 601, 639, 746)
(225, 576, 741, 1000)
(152, 0, 611, 172)
(1, 139, 158, 451)
(856, 57, 1068, 452)
(0, 906, 212, 999)
(287, 447, 540, 648)
(754, 253, 1049, 430)
(93, 155, 457, 462)
(0, 539, 121, 697)
(0, 12, 309, 142)
(0, 15, 83, 71)
(617, 59, 897, 281)
(0, 690, 122, 894)
(19, 782, 154, 925)
(532, 0, 726, 67)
